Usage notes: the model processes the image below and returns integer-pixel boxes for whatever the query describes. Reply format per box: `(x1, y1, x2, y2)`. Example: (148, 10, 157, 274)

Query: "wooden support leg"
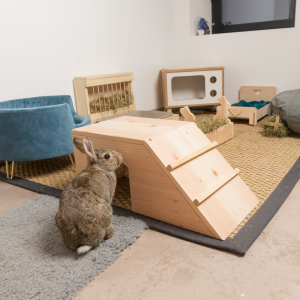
(253, 112, 257, 126)
(5, 161, 14, 180)
(69, 154, 76, 172)
(164, 107, 172, 113)
(249, 112, 257, 126)
(210, 105, 215, 112)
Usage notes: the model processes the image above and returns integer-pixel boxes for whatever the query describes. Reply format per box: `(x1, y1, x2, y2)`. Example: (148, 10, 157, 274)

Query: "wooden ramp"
(72, 117, 258, 240)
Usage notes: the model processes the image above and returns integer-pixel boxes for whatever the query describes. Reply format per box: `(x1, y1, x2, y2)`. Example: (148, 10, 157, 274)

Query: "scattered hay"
(89, 90, 134, 114)
(195, 116, 228, 134)
(263, 115, 289, 138)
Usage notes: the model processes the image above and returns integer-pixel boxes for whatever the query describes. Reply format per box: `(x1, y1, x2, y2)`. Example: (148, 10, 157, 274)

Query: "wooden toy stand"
(218, 86, 276, 126)
(72, 117, 258, 240)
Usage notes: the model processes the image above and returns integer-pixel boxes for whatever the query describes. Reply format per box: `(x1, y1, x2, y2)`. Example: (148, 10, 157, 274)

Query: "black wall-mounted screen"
(212, 0, 296, 34)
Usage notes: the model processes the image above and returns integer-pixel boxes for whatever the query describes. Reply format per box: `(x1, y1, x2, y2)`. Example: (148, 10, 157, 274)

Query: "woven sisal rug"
(1, 117, 300, 254)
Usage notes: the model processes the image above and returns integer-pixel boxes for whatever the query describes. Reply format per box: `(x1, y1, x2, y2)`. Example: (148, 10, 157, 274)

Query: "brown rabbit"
(56, 138, 123, 255)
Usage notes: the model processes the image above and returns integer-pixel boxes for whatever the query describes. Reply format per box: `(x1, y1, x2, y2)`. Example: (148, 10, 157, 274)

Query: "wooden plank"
(240, 86, 277, 102)
(167, 141, 218, 171)
(101, 85, 106, 109)
(84, 88, 91, 116)
(193, 169, 240, 206)
(115, 83, 119, 106)
(222, 68, 225, 96)
(86, 74, 134, 87)
(97, 86, 101, 112)
(162, 66, 225, 73)
(73, 79, 89, 116)
(164, 103, 220, 109)
(92, 86, 97, 113)
(106, 84, 110, 110)
(111, 84, 115, 105)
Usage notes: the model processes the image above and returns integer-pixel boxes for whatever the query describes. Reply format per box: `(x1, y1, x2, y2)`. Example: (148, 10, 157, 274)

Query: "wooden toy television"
(161, 67, 224, 112)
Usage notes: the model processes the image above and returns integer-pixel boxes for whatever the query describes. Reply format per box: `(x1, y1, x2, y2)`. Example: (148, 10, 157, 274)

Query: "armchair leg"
(5, 161, 15, 180)
(69, 154, 76, 172)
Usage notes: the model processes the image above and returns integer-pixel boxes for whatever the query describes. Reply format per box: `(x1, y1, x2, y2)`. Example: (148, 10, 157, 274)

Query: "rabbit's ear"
(83, 139, 97, 162)
(73, 138, 85, 153)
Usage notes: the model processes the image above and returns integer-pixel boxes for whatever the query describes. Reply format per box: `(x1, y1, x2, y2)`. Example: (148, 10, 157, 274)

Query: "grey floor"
(1, 180, 300, 300)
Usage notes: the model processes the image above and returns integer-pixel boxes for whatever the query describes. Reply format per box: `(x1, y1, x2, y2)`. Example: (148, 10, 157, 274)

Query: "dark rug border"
(1, 157, 300, 256)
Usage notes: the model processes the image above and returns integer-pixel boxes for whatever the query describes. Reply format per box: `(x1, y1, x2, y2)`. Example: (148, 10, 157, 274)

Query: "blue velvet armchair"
(0, 95, 91, 179)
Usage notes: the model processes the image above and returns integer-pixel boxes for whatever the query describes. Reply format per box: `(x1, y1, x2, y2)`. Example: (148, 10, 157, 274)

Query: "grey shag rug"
(0, 195, 148, 300)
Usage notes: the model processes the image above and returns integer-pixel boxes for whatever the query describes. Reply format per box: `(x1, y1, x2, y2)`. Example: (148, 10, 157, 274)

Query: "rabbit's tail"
(77, 245, 92, 255)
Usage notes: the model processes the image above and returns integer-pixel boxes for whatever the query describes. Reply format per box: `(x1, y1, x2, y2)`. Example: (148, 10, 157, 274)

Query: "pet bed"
(219, 86, 276, 126)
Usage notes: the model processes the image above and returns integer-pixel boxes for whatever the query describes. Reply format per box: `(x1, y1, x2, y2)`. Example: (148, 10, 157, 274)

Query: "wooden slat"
(167, 141, 218, 171)
(123, 82, 127, 102)
(111, 84, 115, 105)
(119, 82, 123, 106)
(97, 86, 101, 112)
(92, 86, 97, 113)
(162, 66, 225, 73)
(264, 122, 283, 127)
(85, 73, 134, 87)
(115, 83, 119, 106)
(106, 84, 110, 110)
(127, 81, 131, 102)
(101, 85, 106, 109)
(193, 169, 240, 206)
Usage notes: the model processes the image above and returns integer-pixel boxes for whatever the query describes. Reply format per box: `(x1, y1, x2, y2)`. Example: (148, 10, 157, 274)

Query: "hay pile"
(195, 116, 228, 134)
(89, 90, 134, 114)
(263, 115, 289, 138)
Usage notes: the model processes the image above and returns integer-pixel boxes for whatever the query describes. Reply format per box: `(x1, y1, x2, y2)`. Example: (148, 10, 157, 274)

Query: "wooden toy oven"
(161, 67, 224, 112)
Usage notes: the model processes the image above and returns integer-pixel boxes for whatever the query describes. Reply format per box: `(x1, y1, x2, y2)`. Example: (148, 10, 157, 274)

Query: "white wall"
(173, 0, 300, 104)
(1, 1, 300, 110)
(0, 0, 176, 110)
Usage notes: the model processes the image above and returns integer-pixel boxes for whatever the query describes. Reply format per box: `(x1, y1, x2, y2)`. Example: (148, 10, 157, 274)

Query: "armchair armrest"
(73, 114, 92, 128)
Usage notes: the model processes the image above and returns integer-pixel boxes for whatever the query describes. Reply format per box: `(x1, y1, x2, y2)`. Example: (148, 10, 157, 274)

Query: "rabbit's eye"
(104, 154, 110, 160)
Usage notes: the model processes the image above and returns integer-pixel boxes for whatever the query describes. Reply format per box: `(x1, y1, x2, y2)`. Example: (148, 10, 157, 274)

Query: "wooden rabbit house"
(72, 117, 258, 240)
